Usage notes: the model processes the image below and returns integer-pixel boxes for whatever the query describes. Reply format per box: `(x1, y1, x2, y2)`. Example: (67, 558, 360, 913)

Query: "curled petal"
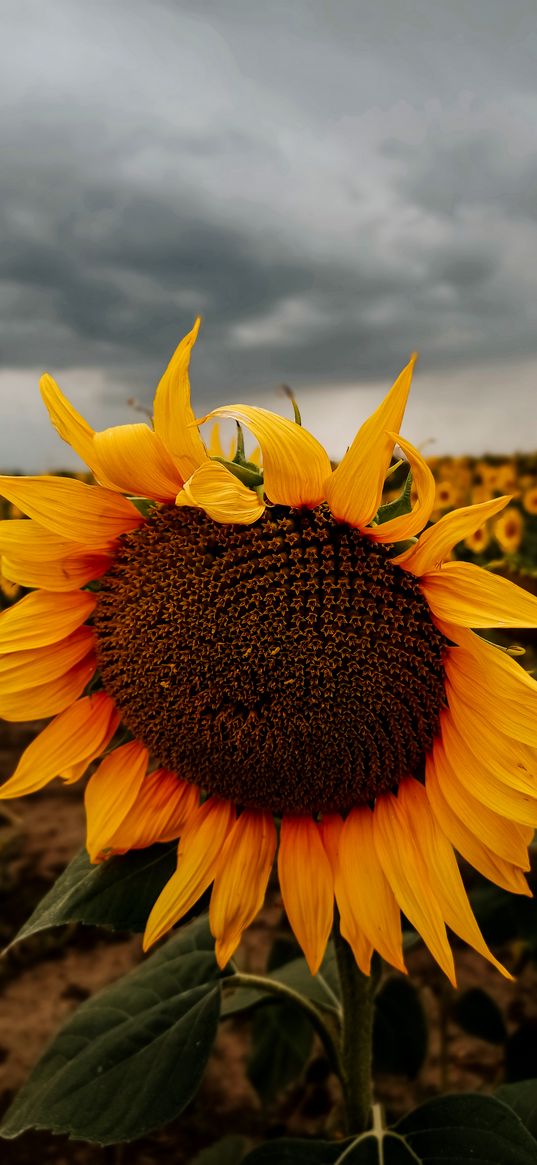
(92, 424, 184, 501)
(152, 319, 207, 480)
(367, 434, 436, 543)
(0, 476, 143, 546)
(85, 741, 149, 862)
(197, 404, 332, 508)
(143, 798, 235, 950)
(210, 811, 277, 967)
(278, 815, 333, 975)
(177, 460, 265, 524)
(394, 495, 513, 573)
(0, 693, 119, 798)
(0, 590, 96, 653)
(325, 354, 417, 529)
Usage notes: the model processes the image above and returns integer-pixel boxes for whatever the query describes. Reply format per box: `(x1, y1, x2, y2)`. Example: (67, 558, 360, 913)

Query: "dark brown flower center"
(93, 504, 447, 814)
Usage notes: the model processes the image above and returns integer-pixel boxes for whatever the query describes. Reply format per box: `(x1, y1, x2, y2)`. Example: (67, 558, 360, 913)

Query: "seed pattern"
(94, 504, 447, 814)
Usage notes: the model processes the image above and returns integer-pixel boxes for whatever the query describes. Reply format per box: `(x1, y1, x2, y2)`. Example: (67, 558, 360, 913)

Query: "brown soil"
(0, 721, 536, 1164)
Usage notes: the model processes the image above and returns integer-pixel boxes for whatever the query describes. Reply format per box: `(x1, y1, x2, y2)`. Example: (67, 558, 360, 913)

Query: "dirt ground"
(0, 721, 536, 1164)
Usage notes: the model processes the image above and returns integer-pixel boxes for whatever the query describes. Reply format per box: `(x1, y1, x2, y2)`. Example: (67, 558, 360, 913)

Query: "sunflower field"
(1, 335, 537, 1164)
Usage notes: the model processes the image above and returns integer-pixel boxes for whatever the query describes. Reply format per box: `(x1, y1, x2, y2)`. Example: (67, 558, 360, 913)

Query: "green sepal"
(211, 456, 264, 488)
(375, 468, 412, 524)
(128, 496, 158, 517)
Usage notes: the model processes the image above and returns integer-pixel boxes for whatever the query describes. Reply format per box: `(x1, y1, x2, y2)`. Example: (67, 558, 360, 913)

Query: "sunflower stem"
(334, 917, 376, 1136)
(223, 971, 342, 1075)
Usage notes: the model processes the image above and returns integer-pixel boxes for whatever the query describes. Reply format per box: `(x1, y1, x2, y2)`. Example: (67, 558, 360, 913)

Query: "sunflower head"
(1, 318, 537, 983)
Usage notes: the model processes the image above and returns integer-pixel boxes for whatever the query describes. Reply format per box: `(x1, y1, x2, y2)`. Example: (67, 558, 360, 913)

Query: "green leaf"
(248, 1000, 314, 1104)
(373, 977, 428, 1077)
(453, 987, 507, 1044)
(191, 1134, 247, 1164)
(6, 844, 177, 947)
(0, 916, 221, 1145)
(243, 1094, 537, 1163)
(395, 1093, 537, 1163)
(496, 1079, 537, 1138)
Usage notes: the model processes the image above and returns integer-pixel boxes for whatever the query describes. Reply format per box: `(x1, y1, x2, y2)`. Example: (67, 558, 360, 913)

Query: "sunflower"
(522, 486, 537, 515)
(1, 320, 537, 986)
(494, 507, 524, 555)
(464, 525, 490, 555)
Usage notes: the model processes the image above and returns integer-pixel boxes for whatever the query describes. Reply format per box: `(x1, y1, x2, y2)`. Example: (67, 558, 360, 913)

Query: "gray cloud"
(1, 0, 537, 434)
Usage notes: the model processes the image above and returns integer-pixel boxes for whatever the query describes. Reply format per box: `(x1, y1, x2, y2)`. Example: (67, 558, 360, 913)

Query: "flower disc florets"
(94, 504, 447, 814)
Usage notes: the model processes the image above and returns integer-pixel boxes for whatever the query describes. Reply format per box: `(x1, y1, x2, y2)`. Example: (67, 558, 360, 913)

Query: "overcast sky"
(2, 0, 537, 469)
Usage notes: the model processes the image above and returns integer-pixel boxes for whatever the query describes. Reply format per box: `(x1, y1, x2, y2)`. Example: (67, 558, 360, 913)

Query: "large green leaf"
(243, 1094, 537, 1163)
(0, 917, 221, 1145)
(6, 843, 178, 947)
(395, 1093, 537, 1163)
(497, 1078, 537, 1137)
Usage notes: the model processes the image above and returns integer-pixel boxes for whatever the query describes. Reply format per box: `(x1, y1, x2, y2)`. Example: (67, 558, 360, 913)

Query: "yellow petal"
(426, 753, 531, 896)
(446, 650, 537, 750)
(152, 319, 207, 479)
(421, 561, 537, 627)
(85, 741, 149, 862)
(0, 692, 119, 798)
(2, 549, 111, 592)
(394, 495, 513, 573)
(0, 590, 96, 654)
(440, 705, 537, 825)
(103, 771, 199, 856)
(319, 814, 373, 975)
(374, 785, 456, 983)
(210, 810, 277, 968)
(338, 807, 406, 973)
(92, 424, 184, 502)
(143, 797, 235, 950)
(0, 476, 143, 546)
(445, 674, 537, 793)
(0, 626, 95, 691)
(367, 434, 436, 543)
(397, 779, 511, 977)
(432, 738, 531, 866)
(0, 654, 96, 721)
(198, 404, 332, 508)
(0, 520, 92, 560)
(325, 354, 417, 528)
(208, 422, 226, 459)
(278, 815, 333, 975)
(39, 373, 116, 488)
(177, 460, 265, 524)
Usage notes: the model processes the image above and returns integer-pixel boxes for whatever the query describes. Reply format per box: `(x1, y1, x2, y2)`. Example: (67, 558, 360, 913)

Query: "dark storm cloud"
(2, 0, 537, 419)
